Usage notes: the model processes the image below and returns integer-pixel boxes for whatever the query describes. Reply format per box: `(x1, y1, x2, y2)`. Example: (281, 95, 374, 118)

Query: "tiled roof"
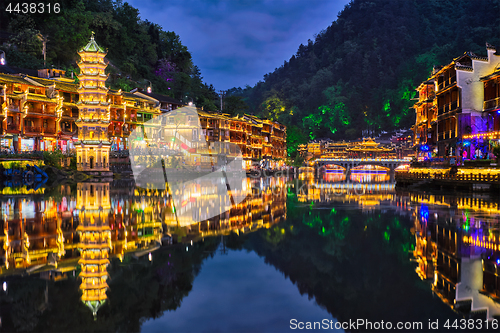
(0, 73, 30, 85)
(123, 92, 150, 102)
(27, 76, 78, 93)
(465, 51, 488, 61)
(486, 42, 497, 50)
(26, 94, 58, 103)
(79, 34, 106, 53)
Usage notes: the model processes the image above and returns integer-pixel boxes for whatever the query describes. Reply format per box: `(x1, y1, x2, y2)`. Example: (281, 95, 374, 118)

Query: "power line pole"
(37, 34, 48, 67)
(219, 90, 226, 112)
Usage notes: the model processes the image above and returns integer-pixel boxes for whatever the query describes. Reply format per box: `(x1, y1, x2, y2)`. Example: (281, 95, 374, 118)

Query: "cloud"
(127, 0, 349, 90)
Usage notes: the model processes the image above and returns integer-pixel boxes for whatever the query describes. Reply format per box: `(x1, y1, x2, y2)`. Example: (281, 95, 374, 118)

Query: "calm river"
(2, 175, 499, 332)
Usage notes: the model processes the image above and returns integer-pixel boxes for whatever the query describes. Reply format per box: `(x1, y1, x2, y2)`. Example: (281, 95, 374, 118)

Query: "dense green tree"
(1, 0, 218, 109)
(231, 0, 500, 146)
(286, 125, 308, 157)
(222, 95, 249, 117)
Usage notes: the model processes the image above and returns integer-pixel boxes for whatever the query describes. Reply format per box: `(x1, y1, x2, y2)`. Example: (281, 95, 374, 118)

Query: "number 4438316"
(5, 3, 60, 14)
(444, 318, 498, 330)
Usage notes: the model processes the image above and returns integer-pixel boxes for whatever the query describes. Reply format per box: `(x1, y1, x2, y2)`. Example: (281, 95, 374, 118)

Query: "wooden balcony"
(437, 76, 456, 92)
(25, 126, 41, 133)
(484, 97, 500, 111)
(7, 123, 20, 131)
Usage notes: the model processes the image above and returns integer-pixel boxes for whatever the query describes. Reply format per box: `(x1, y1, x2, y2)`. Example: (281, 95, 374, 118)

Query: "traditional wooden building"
(413, 43, 500, 158)
(413, 79, 436, 149)
(0, 34, 287, 167)
(345, 138, 395, 159)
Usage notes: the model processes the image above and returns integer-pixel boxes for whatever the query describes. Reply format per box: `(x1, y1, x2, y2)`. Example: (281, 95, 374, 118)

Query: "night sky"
(126, 0, 350, 91)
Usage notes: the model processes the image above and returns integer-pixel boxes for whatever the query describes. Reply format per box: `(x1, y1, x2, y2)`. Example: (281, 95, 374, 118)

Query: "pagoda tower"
(76, 182, 112, 317)
(75, 33, 111, 172)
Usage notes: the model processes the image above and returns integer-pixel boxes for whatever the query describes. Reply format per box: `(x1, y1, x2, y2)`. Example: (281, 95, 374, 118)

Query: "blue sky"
(126, 0, 350, 90)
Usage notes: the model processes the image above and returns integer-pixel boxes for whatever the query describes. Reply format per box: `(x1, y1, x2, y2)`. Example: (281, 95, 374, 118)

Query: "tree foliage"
(1, 0, 219, 107)
(230, 0, 500, 140)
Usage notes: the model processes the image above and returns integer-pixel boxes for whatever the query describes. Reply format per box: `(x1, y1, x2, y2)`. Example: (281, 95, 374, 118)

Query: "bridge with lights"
(314, 158, 409, 171)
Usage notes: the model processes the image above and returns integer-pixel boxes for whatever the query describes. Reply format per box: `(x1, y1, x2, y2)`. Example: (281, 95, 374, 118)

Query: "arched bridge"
(314, 158, 408, 171)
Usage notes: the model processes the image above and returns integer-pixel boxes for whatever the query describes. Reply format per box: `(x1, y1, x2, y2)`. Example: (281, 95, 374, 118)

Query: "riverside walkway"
(395, 169, 500, 191)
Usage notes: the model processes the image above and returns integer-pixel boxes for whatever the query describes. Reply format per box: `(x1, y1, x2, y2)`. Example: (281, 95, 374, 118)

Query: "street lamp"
(185, 95, 194, 107)
(145, 80, 152, 93)
(0, 50, 6, 66)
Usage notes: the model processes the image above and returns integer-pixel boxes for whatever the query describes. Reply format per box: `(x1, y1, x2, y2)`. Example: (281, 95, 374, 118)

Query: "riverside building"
(0, 34, 286, 170)
(413, 43, 500, 160)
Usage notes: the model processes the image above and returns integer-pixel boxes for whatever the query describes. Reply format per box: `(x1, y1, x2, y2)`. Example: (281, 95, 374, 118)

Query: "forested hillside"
(0, 0, 219, 110)
(229, 0, 500, 155)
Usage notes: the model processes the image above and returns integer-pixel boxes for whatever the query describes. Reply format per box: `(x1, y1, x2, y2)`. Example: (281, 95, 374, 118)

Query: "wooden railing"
(25, 126, 41, 133)
(484, 97, 500, 111)
(397, 171, 500, 183)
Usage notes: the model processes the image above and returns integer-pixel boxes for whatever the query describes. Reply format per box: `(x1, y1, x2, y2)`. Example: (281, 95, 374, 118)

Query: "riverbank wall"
(395, 168, 500, 192)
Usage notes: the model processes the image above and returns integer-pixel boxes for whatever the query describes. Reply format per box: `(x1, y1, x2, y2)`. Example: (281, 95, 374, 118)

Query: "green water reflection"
(3, 177, 500, 331)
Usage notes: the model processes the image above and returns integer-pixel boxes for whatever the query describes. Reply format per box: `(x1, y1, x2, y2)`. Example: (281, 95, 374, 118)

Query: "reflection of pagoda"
(75, 33, 111, 172)
(77, 182, 111, 318)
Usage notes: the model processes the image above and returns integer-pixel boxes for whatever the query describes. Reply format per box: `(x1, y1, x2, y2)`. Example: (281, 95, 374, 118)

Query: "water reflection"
(244, 177, 458, 329)
(293, 179, 500, 322)
(4, 176, 500, 331)
(0, 176, 287, 328)
(77, 183, 111, 317)
(411, 193, 500, 319)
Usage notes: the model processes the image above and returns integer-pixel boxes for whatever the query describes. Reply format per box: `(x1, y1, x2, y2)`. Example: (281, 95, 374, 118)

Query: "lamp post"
(145, 80, 152, 93)
(185, 95, 194, 107)
(0, 50, 6, 66)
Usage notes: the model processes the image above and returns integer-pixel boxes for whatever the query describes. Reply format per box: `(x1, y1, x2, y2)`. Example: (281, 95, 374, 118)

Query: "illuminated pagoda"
(76, 182, 112, 317)
(75, 33, 111, 172)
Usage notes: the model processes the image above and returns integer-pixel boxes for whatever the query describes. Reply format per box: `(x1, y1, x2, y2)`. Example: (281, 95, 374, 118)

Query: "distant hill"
(229, 0, 500, 151)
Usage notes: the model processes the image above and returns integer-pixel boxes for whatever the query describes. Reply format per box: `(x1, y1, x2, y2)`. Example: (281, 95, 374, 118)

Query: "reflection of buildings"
(296, 180, 395, 211)
(0, 177, 287, 275)
(147, 176, 287, 241)
(0, 185, 77, 269)
(411, 193, 500, 319)
(76, 182, 111, 316)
